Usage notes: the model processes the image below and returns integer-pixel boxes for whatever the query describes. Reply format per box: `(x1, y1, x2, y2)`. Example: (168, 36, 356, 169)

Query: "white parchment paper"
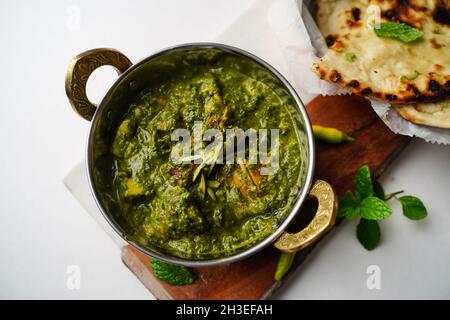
(267, 0, 450, 145)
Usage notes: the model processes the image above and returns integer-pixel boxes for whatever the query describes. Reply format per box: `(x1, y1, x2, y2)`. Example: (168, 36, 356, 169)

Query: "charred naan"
(394, 100, 450, 128)
(313, 0, 450, 104)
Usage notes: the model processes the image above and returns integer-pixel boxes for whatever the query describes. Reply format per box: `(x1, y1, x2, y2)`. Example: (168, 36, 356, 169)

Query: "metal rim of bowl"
(85, 42, 316, 267)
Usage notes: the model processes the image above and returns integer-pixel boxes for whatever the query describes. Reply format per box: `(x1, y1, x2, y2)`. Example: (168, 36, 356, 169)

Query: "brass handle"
(65, 48, 132, 121)
(274, 180, 338, 253)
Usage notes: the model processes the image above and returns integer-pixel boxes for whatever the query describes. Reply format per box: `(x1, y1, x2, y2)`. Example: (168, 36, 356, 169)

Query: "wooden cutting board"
(121, 94, 411, 299)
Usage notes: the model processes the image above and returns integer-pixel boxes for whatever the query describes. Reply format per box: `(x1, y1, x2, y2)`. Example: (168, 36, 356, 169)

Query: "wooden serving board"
(121, 94, 411, 300)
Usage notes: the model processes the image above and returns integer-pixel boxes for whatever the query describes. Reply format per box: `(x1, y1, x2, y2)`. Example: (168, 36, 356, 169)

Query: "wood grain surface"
(122, 94, 411, 300)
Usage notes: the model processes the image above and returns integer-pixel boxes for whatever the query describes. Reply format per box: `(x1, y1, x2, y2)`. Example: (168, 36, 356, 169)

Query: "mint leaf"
(360, 196, 392, 220)
(150, 258, 195, 285)
(397, 196, 427, 220)
(357, 218, 381, 250)
(373, 180, 385, 200)
(374, 22, 424, 43)
(338, 191, 360, 219)
(355, 165, 373, 200)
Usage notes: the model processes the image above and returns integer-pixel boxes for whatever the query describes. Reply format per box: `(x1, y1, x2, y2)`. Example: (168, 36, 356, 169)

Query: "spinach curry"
(106, 53, 305, 259)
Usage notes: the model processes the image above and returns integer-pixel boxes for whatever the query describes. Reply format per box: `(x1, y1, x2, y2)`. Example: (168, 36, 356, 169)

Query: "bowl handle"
(65, 48, 132, 121)
(274, 180, 338, 253)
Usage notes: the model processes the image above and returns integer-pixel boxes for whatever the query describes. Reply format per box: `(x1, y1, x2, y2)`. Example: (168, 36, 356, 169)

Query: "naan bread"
(394, 100, 450, 128)
(313, 0, 450, 104)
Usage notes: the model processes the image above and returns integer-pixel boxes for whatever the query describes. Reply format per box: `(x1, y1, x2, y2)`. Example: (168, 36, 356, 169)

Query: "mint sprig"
(374, 22, 424, 43)
(338, 165, 388, 221)
(339, 164, 427, 250)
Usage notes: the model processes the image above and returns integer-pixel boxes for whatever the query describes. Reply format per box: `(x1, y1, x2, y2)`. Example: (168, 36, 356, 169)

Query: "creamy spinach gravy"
(108, 56, 304, 259)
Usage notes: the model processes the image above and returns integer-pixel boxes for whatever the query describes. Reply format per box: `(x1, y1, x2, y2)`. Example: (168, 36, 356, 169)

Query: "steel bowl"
(65, 43, 337, 267)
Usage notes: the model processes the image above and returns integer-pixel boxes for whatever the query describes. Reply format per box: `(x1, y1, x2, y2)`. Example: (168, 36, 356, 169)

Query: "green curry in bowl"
(108, 59, 304, 259)
(66, 45, 337, 266)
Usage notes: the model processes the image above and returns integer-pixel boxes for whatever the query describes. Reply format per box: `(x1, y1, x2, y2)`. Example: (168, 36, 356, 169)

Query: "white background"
(0, 0, 449, 299)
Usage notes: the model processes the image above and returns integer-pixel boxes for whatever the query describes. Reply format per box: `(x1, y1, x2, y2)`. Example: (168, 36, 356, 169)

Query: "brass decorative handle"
(274, 180, 338, 253)
(65, 48, 132, 121)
